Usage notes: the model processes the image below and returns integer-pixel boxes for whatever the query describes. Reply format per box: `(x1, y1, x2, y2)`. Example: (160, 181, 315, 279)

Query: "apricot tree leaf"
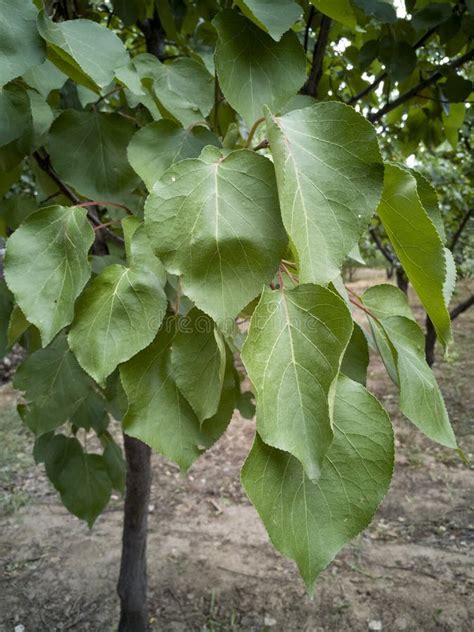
(68, 227, 167, 383)
(4, 205, 94, 346)
(37, 10, 128, 91)
(377, 164, 452, 348)
(127, 120, 220, 191)
(0, 0, 45, 87)
(145, 147, 287, 330)
(242, 284, 353, 480)
(242, 375, 394, 590)
(213, 10, 306, 126)
(267, 102, 384, 285)
(121, 322, 237, 470)
(48, 111, 139, 204)
(235, 0, 301, 40)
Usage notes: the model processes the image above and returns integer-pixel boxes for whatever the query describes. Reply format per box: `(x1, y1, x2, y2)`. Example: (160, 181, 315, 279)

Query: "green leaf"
(443, 247, 456, 306)
(152, 58, 215, 126)
(7, 305, 30, 348)
(4, 205, 94, 346)
(362, 283, 415, 321)
(128, 120, 220, 191)
(309, 0, 356, 28)
(353, 0, 397, 24)
(443, 74, 473, 103)
(340, 323, 369, 385)
(0, 279, 13, 357)
(1, 195, 37, 232)
(70, 390, 109, 434)
(104, 370, 129, 421)
(213, 9, 306, 126)
(412, 169, 445, 242)
(27, 89, 54, 148)
(442, 102, 465, 149)
(0, 0, 45, 87)
(48, 111, 139, 204)
(384, 42, 417, 81)
(0, 84, 32, 149)
(362, 285, 456, 448)
(145, 147, 287, 330)
(57, 451, 112, 527)
(241, 375, 394, 590)
(171, 308, 226, 423)
(411, 3, 452, 30)
(358, 40, 379, 68)
(37, 433, 82, 476)
(34, 431, 112, 525)
(23, 58, 66, 97)
(234, 0, 301, 40)
(121, 321, 237, 470)
(113, 0, 152, 25)
(102, 435, 126, 494)
(68, 250, 167, 384)
(37, 10, 128, 92)
(241, 284, 353, 480)
(382, 316, 456, 448)
(0, 164, 21, 199)
(237, 391, 256, 419)
(13, 334, 97, 435)
(376, 164, 452, 348)
(267, 102, 384, 285)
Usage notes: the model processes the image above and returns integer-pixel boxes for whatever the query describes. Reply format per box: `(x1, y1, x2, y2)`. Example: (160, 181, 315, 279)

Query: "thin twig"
(449, 209, 472, 251)
(369, 48, 474, 122)
(32, 151, 79, 204)
(280, 262, 298, 284)
(245, 117, 265, 148)
(95, 86, 122, 105)
(253, 139, 269, 151)
(349, 297, 381, 324)
(304, 6, 315, 54)
(369, 227, 399, 267)
(306, 16, 331, 98)
(33, 150, 125, 244)
(450, 294, 474, 320)
(348, 25, 438, 105)
(76, 200, 132, 214)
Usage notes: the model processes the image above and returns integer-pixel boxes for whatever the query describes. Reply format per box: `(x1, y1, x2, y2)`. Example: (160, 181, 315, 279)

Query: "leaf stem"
(245, 117, 265, 148)
(76, 200, 132, 214)
(348, 297, 381, 324)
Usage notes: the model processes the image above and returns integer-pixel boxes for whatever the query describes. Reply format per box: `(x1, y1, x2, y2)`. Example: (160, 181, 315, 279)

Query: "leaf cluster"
(0, 0, 470, 589)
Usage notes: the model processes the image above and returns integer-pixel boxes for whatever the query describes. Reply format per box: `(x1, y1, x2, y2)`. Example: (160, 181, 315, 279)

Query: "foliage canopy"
(0, 0, 472, 591)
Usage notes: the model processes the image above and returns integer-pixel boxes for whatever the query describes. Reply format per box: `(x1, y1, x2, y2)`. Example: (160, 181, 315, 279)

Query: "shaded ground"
(0, 270, 473, 631)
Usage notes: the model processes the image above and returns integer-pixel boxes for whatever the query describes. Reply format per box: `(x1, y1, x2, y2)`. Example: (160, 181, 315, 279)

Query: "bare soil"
(0, 270, 473, 632)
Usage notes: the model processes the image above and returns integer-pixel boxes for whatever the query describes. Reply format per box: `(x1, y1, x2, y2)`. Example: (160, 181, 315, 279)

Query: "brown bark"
(117, 435, 152, 632)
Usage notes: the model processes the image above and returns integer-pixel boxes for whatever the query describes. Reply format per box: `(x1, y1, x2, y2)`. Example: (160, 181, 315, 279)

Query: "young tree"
(0, 1, 472, 629)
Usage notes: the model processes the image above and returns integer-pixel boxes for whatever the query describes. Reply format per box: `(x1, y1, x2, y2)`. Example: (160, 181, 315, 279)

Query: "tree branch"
(32, 151, 124, 245)
(348, 26, 438, 105)
(369, 227, 399, 267)
(32, 151, 79, 205)
(306, 16, 331, 98)
(369, 48, 474, 123)
(450, 294, 474, 320)
(449, 208, 472, 252)
(304, 6, 316, 54)
(137, 10, 166, 61)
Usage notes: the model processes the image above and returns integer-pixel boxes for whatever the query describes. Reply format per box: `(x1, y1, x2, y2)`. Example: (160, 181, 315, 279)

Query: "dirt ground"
(0, 269, 473, 632)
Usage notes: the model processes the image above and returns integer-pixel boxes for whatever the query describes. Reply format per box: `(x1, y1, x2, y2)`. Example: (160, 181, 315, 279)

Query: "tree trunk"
(396, 268, 408, 294)
(118, 434, 152, 632)
(425, 316, 436, 367)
